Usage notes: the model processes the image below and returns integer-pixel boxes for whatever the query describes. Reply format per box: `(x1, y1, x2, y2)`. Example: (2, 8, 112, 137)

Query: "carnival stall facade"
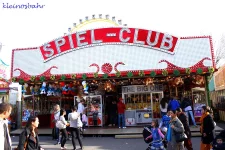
(10, 15, 216, 127)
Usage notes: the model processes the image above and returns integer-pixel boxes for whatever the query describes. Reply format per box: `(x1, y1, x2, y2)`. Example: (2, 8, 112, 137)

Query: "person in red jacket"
(117, 97, 126, 129)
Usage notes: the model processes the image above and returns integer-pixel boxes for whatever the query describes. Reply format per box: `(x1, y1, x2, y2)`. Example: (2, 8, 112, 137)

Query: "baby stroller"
(143, 126, 167, 150)
(212, 130, 225, 150)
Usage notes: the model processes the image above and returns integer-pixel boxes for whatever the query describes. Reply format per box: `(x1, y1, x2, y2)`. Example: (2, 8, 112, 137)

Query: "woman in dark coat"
(18, 116, 44, 150)
(200, 106, 215, 150)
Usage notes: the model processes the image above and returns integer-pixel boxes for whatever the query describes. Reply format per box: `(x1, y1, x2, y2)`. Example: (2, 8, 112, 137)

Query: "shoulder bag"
(174, 130, 188, 142)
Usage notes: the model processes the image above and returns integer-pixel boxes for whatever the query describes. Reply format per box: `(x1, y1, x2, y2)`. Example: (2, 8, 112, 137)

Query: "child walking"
(145, 120, 165, 150)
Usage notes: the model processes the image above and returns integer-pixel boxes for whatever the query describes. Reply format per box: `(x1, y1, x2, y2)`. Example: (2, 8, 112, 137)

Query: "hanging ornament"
(127, 72, 133, 78)
(150, 71, 156, 77)
(93, 72, 98, 78)
(144, 77, 154, 85)
(139, 70, 145, 77)
(19, 79, 24, 84)
(208, 67, 214, 73)
(173, 70, 180, 76)
(50, 75, 56, 80)
(116, 71, 121, 77)
(104, 81, 114, 92)
(11, 77, 16, 82)
(40, 76, 45, 82)
(103, 73, 108, 79)
(82, 74, 87, 80)
(61, 75, 66, 80)
(185, 68, 191, 74)
(162, 69, 168, 76)
(197, 68, 203, 74)
(30, 76, 36, 82)
(71, 74, 76, 79)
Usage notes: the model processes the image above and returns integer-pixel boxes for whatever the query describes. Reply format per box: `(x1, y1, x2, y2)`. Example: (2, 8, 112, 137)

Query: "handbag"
(174, 131, 188, 142)
(56, 120, 66, 129)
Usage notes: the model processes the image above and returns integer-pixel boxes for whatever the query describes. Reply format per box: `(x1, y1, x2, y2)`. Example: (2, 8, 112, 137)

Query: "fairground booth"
(10, 15, 216, 128)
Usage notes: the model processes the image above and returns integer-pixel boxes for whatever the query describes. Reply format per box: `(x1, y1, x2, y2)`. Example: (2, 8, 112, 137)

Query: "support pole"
(205, 75, 211, 107)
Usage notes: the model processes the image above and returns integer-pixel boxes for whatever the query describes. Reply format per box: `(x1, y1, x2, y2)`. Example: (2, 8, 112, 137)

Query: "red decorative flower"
(101, 63, 113, 74)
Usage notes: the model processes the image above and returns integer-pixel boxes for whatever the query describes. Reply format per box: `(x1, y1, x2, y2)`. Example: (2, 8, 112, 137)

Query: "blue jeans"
(118, 114, 125, 127)
(185, 111, 196, 126)
(55, 127, 60, 142)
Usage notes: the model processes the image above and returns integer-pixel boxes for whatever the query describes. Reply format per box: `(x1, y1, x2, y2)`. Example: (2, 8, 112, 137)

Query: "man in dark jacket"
(176, 107, 193, 150)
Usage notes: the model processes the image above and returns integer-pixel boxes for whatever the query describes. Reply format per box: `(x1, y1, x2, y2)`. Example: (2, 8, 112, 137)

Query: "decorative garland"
(173, 70, 180, 76)
(208, 67, 214, 73)
(115, 71, 121, 77)
(150, 71, 156, 77)
(30, 76, 36, 82)
(50, 75, 56, 80)
(127, 72, 133, 78)
(61, 75, 66, 80)
(40, 76, 45, 82)
(162, 69, 168, 76)
(82, 74, 87, 80)
(12, 77, 16, 82)
(185, 68, 191, 74)
(139, 70, 145, 77)
(93, 72, 98, 78)
(197, 68, 203, 74)
(103, 73, 108, 79)
(71, 74, 76, 79)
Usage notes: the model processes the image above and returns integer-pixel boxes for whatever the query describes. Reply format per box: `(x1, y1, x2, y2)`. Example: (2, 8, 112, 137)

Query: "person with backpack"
(168, 96, 180, 111)
(68, 106, 83, 150)
(181, 97, 197, 127)
(0, 103, 12, 150)
(18, 116, 44, 150)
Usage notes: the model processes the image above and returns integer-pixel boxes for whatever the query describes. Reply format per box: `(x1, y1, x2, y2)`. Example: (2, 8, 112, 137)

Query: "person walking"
(159, 110, 171, 133)
(166, 110, 185, 150)
(117, 97, 126, 129)
(200, 106, 215, 150)
(18, 116, 44, 150)
(53, 104, 61, 145)
(181, 97, 197, 127)
(68, 106, 83, 150)
(168, 96, 180, 111)
(0, 103, 12, 150)
(160, 98, 168, 117)
(59, 109, 69, 150)
(176, 108, 193, 150)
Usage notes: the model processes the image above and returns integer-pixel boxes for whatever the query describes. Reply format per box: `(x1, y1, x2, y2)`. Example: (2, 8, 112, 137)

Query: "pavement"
(10, 122, 225, 150)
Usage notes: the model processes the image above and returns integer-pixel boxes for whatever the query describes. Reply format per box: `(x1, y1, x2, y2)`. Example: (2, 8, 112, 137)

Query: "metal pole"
(205, 75, 211, 107)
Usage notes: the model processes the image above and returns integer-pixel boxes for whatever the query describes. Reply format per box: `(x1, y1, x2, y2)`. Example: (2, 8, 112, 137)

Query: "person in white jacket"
(59, 109, 69, 150)
(68, 106, 83, 150)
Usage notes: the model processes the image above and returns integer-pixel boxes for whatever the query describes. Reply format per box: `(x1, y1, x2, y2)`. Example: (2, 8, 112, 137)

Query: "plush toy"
(82, 81, 89, 94)
(22, 110, 31, 121)
(54, 85, 61, 96)
(62, 84, 71, 95)
(47, 84, 52, 96)
(21, 85, 26, 95)
(40, 82, 47, 95)
(30, 86, 35, 95)
(51, 84, 56, 96)
(34, 85, 40, 95)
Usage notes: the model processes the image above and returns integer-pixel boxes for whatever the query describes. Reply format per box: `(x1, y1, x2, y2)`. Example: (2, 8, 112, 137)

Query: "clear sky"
(0, 0, 225, 78)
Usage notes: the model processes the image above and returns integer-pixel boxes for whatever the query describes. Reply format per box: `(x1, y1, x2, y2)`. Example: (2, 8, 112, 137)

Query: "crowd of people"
(144, 96, 225, 150)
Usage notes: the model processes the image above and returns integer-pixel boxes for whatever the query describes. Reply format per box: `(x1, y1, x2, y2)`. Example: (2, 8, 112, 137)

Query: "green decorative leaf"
(150, 71, 156, 77)
(61, 75, 66, 80)
(116, 71, 121, 77)
(197, 68, 203, 74)
(93, 73, 98, 78)
(19, 79, 24, 84)
(71, 74, 76, 79)
(173, 70, 180, 76)
(103, 74, 108, 79)
(208, 67, 214, 73)
(127, 72, 133, 78)
(82, 74, 87, 80)
(162, 70, 168, 76)
(40, 76, 45, 82)
(185, 68, 191, 74)
(139, 70, 145, 77)
(30, 76, 36, 82)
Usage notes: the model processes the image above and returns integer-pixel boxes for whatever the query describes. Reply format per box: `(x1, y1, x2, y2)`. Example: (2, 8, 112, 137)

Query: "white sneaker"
(123, 127, 126, 129)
